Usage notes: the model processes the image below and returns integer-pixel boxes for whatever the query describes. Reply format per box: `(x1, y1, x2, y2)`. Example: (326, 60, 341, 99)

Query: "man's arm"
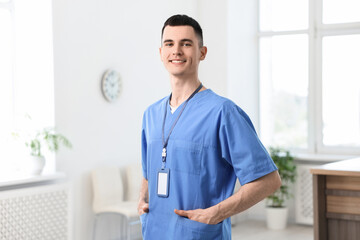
(174, 170, 281, 224)
(137, 177, 149, 215)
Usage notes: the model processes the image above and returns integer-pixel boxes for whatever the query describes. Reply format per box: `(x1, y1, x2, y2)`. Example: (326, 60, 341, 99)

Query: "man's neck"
(169, 76, 205, 108)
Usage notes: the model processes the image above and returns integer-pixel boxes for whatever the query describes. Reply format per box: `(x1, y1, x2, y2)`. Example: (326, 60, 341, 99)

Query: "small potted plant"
(266, 147, 296, 230)
(15, 127, 72, 175)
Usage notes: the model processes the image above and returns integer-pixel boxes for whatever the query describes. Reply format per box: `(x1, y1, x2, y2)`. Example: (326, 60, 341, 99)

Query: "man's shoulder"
(204, 90, 242, 114)
(205, 90, 255, 129)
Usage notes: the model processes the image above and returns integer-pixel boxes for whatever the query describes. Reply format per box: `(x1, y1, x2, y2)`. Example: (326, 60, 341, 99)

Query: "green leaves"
(25, 127, 72, 157)
(26, 139, 41, 156)
(266, 147, 296, 208)
(42, 128, 72, 153)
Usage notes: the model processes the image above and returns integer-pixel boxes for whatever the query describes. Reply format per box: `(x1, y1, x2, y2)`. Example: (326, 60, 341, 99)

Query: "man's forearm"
(139, 177, 149, 202)
(138, 177, 149, 215)
(213, 171, 281, 223)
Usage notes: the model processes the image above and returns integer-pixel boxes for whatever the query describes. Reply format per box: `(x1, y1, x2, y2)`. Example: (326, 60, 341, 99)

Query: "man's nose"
(172, 45, 183, 56)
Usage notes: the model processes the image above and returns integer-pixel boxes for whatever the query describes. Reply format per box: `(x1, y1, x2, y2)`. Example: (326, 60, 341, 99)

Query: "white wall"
(198, 0, 228, 97)
(52, 1, 228, 239)
(227, 0, 259, 129)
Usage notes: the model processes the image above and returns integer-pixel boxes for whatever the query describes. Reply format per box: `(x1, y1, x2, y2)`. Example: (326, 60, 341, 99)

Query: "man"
(138, 14, 281, 239)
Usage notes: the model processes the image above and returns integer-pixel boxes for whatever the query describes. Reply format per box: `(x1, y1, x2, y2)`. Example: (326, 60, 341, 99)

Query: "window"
(258, 0, 360, 154)
(0, 0, 54, 172)
(0, 0, 15, 171)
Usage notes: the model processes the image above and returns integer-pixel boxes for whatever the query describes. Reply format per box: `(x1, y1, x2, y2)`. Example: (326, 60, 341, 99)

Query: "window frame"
(257, 0, 360, 155)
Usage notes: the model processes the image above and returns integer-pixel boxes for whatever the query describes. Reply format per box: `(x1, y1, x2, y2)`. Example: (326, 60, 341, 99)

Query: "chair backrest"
(123, 163, 142, 201)
(91, 167, 124, 213)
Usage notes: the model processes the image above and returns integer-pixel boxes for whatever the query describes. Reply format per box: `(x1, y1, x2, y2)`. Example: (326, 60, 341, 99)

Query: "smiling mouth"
(170, 60, 186, 63)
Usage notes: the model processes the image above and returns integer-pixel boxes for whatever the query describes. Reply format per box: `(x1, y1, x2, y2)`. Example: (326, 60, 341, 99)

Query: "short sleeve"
(141, 113, 148, 180)
(219, 105, 277, 185)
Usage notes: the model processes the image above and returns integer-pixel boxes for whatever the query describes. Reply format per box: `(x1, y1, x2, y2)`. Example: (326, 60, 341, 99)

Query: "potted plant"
(14, 127, 72, 175)
(266, 147, 296, 230)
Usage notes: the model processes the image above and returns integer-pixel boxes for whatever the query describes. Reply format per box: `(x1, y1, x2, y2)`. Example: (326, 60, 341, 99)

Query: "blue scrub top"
(141, 89, 277, 240)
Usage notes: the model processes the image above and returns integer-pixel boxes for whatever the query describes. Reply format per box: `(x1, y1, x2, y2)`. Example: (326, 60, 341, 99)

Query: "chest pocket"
(170, 140, 202, 175)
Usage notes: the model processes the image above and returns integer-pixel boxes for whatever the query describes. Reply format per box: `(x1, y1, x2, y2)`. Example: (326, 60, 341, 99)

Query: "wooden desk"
(310, 158, 360, 240)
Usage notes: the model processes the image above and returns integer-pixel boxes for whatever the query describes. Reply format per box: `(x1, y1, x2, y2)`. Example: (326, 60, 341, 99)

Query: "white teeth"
(171, 60, 185, 63)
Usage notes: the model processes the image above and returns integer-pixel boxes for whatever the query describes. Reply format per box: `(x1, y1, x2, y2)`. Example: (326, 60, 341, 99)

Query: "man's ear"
(200, 46, 207, 60)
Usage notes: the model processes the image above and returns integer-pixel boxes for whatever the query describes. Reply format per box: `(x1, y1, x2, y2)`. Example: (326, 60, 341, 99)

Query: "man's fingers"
(143, 203, 149, 213)
(174, 209, 189, 218)
(138, 202, 150, 215)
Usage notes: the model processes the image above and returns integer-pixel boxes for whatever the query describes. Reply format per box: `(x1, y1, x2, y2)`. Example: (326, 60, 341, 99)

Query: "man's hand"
(138, 177, 149, 216)
(138, 201, 149, 215)
(175, 171, 281, 224)
(174, 206, 220, 225)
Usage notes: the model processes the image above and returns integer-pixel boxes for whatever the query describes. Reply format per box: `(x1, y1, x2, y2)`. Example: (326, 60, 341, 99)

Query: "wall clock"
(101, 69, 122, 102)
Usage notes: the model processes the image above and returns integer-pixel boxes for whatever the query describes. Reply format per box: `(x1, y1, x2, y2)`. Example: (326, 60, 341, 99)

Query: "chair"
(91, 164, 141, 240)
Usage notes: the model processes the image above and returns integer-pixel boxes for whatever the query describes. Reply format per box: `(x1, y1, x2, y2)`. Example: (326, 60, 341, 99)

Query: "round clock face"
(101, 69, 122, 102)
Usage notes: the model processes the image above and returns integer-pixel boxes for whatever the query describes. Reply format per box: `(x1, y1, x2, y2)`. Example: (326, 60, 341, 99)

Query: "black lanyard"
(161, 83, 203, 169)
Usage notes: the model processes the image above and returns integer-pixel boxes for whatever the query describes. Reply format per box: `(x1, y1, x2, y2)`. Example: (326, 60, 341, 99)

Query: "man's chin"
(171, 72, 185, 76)
(168, 70, 196, 78)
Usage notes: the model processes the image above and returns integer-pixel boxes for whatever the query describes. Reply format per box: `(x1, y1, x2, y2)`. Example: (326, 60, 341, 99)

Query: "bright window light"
(0, 8, 15, 170)
(260, 34, 309, 149)
(0, 0, 54, 173)
(322, 35, 360, 147)
(323, 0, 360, 24)
(259, 0, 308, 31)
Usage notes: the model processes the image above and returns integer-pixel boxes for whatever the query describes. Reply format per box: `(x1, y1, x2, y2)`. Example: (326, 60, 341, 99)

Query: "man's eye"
(183, 43, 192, 46)
(165, 43, 173, 47)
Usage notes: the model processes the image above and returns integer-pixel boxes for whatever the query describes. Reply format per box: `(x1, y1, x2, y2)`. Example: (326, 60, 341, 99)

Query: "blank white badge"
(157, 169, 169, 197)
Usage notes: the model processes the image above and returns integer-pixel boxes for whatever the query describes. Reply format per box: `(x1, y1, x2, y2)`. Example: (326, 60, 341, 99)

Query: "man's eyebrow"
(180, 39, 193, 43)
(162, 39, 194, 43)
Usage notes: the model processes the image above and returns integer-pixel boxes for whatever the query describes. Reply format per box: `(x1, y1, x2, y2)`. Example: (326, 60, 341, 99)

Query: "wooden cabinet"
(310, 158, 360, 240)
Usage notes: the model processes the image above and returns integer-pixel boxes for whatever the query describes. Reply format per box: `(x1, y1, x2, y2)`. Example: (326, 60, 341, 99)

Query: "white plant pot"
(266, 207, 288, 230)
(26, 155, 46, 175)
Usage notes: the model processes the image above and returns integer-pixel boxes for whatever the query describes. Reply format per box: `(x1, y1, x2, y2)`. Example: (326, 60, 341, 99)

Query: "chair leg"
(92, 215, 98, 240)
(127, 216, 131, 240)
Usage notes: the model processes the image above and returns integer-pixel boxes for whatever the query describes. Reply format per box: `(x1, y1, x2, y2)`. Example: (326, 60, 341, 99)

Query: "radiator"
(0, 183, 71, 240)
(295, 164, 319, 225)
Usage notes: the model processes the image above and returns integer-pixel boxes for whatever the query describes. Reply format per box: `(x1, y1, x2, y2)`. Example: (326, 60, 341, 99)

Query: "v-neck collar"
(167, 89, 211, 115)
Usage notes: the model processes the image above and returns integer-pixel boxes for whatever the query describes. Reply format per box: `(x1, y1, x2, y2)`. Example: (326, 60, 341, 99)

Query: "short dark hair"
(161, 14, 203, 47)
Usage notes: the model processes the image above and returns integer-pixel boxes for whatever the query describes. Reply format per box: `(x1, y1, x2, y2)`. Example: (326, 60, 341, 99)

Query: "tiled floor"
(232, 220, 313, 240)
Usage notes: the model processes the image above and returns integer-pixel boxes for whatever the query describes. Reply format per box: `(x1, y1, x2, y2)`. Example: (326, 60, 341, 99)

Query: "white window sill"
(0, 172, 66, 188)
(294, 153, 359, 163)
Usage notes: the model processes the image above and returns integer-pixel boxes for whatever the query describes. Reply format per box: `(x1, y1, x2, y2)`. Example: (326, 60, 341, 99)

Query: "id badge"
(157, 168, 170, 198)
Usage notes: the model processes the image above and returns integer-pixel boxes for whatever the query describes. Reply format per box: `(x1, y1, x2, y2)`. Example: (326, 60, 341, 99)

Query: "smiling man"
(138, 14, 281, 239)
